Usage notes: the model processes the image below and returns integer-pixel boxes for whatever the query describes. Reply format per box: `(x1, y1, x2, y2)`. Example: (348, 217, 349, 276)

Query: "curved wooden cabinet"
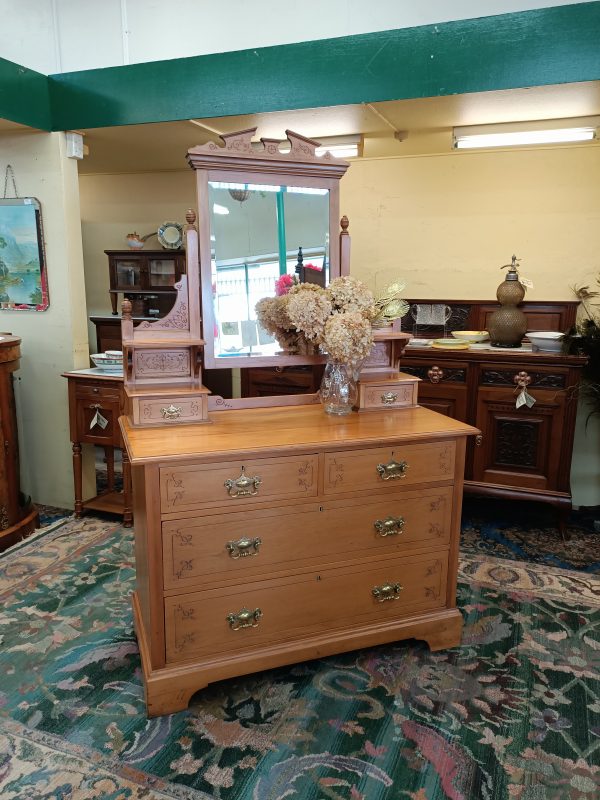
(0, 335, 38, 551)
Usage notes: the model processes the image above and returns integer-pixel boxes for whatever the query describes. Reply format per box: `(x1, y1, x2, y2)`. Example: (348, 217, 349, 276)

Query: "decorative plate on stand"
(157, 221, 183, 249)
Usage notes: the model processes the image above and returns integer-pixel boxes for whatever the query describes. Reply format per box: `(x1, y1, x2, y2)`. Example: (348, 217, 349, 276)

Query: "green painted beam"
(0, 57, 51, 131)
(48, 3, 600, 131)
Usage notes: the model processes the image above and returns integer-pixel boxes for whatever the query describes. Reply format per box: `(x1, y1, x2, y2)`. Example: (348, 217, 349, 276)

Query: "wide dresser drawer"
(165, 551, 448, 663)
(323, 440, 455, 495)
(162, 486, 453, 590)
(160, 454, 318, 513)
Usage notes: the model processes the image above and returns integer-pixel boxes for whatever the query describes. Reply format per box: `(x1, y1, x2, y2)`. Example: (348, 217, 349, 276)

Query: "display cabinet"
(106, 249, 186, 317)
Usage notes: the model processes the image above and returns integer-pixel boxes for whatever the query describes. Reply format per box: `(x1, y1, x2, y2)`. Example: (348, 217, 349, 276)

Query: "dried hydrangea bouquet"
(256, 276, 402, 415)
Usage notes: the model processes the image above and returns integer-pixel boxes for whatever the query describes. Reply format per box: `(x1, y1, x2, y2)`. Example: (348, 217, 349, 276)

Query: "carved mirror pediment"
(187, 129, 350, 370)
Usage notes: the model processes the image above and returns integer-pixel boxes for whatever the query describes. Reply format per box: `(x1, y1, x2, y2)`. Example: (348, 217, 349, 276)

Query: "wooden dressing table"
(117, 130, 480, 716)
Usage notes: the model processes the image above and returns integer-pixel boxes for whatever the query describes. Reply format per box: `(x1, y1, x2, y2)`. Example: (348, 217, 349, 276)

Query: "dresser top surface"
(120, 404, 478, 464)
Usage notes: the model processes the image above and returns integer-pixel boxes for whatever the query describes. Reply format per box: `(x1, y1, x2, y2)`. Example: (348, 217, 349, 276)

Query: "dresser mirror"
(187, 129, 350, 371)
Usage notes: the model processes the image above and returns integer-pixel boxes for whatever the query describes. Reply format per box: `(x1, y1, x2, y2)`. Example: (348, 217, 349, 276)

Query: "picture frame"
(0, 198, 49, 311)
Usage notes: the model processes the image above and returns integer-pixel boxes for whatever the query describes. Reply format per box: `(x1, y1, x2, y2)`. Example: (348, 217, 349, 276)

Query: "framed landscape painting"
(0, 198, 49, 311)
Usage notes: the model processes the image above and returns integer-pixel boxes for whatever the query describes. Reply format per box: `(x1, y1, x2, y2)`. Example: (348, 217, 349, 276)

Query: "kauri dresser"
(120, 404, 478, 717)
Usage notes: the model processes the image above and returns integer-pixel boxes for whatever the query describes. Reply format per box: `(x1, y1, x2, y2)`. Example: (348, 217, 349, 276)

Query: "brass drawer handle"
(381, 392, 398, 405)
(225, 467, 261, 498)
(226, 536, 262, 559)
(513, 370, 532, 388)
(376, 459, 409, 481)
(227, 607, 262, 630)
(428, 366, 444, 384)
(161, 404, 182, 420)
(89, 403, 103, 410)
(374, 516, 405, 537)
(372, 582, 403, 602)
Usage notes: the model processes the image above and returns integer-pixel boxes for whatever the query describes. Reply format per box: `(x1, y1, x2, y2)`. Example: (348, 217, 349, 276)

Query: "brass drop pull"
(374, 516, 405, 537)
(224, 467, 261, 498)
(227, 607, 262, 630)
(428, 366, 444, 384)
(513, 371, 532, 389)
(160, 404, 182, 420)
(226, 536, 262, 559)
(88, 403, 102, 410)
(372, 582, 403, 602)
(376, 459, 409, 481)
(475, 434, 483, 447)
(381, 392, 398, 405)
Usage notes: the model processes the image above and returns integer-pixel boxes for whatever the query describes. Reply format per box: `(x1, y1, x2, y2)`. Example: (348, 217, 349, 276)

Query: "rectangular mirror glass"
(208, 181, 330, 360)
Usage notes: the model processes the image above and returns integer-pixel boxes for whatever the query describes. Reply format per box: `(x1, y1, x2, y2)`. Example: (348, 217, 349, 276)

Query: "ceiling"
(78, 80, 600, 174)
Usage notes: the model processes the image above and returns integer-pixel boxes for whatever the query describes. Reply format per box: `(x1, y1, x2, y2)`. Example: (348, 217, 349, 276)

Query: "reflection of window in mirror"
(208, 181, 330, 359)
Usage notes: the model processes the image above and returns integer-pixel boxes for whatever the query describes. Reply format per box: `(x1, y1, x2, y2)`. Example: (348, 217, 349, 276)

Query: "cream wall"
(343, 144, 600, 297)
(0, 130, 90, 508)
(0, 0, 583, 74)
(79, 141, 600, 506)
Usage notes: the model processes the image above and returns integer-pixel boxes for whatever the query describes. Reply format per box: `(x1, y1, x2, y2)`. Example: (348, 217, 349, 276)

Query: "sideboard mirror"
(187, 129, 349, 369)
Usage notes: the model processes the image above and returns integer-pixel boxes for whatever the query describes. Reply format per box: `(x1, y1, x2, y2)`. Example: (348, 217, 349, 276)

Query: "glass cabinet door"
(115, 260, 142, 289)
(149, 258, 176, 288)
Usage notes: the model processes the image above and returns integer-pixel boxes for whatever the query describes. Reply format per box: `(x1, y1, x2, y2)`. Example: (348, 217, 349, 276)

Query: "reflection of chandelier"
(228, 188, 250, 203)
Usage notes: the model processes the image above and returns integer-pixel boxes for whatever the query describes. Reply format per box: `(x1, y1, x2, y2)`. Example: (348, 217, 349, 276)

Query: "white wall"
(0, 0, 587, 74)
(0, 130, 91, 508)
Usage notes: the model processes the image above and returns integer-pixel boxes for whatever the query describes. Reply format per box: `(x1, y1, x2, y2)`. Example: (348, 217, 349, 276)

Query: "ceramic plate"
(157, 221, 183, 250)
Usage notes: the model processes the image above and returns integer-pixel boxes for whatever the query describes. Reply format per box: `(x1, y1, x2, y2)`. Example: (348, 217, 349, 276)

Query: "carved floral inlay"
(329, 459, 344, 487)
(429, 523, 443, 537)
(166, 475, 185, 506)
(175, 559, 194, 580)
(174, 603, 197, 652)
(481, 369, 565, 389)
(297, 461, 314, 491)
(135, 350, 190, 377)
(429, 496, 445, 513)
(438, 447, 452, 473)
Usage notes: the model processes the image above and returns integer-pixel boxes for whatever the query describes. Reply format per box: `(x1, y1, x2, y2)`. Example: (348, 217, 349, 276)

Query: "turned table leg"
(72, 442, 83, 517)
(122, 448, 133, 527)
(105, 445, 115, 492)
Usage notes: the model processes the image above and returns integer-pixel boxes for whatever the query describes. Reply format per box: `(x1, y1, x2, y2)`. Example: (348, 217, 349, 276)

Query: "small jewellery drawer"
(133, 395, 208, 426)
(323, 441, 455, 495)
(164, 551, 448, 663)
(75, 383, 121, 402)
(160, 454, 318, 513)
(358, 379, 419, 411)
(162, 486, 453, 590)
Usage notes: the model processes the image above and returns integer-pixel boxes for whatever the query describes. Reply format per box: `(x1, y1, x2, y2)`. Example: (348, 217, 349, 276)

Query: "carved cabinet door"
(472, 386, 567, 492)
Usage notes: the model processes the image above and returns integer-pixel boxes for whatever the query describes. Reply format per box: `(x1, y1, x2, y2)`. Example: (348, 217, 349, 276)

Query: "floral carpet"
(1, 518, 599, 799)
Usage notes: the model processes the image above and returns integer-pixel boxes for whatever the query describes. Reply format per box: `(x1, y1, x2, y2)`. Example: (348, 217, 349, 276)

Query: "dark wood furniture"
(0, 335, 38, 551)
(105, 249, 186, 316)
(62, 370, 132, 526)
(121, 404, 477, 716)
(401, 300, 586, 524)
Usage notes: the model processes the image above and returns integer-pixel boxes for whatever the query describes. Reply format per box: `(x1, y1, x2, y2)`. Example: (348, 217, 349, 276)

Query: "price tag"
(90, 410, 109, 430)
(516, 389, 536, 409)
(519, 276, 534, 289)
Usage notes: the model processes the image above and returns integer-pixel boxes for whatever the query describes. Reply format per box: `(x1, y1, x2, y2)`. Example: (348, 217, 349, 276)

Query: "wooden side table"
(62, 369, 132, 526)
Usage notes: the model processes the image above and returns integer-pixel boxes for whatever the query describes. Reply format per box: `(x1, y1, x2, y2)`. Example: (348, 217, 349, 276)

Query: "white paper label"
(519, 276, 534, 289)
(516, 389, 536, 409)
(90, 410, 109, 430)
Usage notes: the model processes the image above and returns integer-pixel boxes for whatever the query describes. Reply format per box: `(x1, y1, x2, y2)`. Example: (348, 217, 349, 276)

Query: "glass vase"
(319, 361, 357, 416)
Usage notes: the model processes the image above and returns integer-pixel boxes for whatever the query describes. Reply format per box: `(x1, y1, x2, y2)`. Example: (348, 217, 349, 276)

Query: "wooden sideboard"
(0, 335, 38, 551)
(120, 404, 477, 717)
(63, 370, 132, 526)
(401, 347, 586, 522)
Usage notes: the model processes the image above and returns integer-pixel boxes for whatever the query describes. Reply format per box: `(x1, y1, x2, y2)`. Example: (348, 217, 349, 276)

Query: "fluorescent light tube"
(454, 127, 596, 149)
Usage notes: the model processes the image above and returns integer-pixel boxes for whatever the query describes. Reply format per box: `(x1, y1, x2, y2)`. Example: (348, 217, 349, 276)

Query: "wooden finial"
(185, 208, 197, 227)
(122, 298, 132, 319)
(340, 215, 349, 232)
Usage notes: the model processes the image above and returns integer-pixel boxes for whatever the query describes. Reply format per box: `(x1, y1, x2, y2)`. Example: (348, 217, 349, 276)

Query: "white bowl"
(526, 331, 565, 352)
(451, 330, 489, 343)
(90, 353, 123, 371)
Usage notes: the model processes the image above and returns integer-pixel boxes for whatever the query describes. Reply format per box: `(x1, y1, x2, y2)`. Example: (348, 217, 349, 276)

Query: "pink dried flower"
(275, 274, 297, 296)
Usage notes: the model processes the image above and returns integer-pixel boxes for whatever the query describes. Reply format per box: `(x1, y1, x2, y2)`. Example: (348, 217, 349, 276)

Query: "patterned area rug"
(461, 498, 600, 574)
(1, 518, 599, 799)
